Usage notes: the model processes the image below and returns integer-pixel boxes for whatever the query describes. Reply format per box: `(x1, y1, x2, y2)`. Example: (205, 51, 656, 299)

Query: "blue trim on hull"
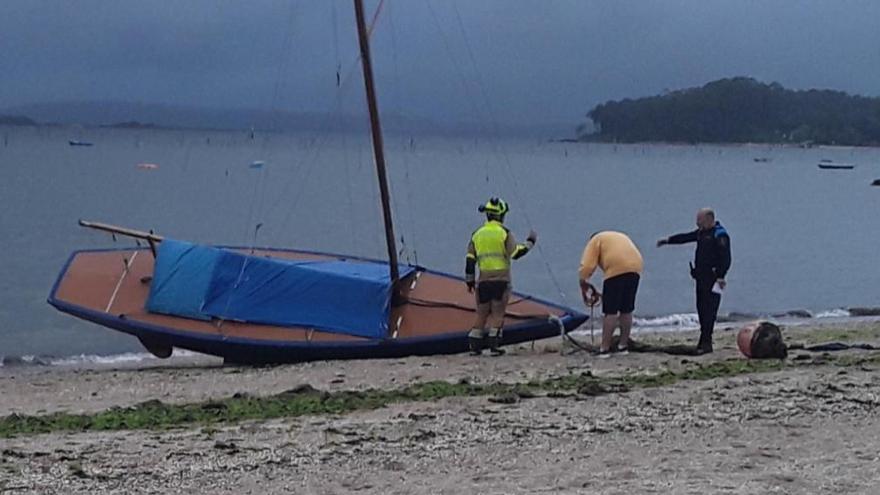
(48, 247, 588, 364)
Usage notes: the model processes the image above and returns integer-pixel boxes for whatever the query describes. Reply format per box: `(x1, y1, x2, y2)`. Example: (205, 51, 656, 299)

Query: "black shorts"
(602, 272, 640, 315)
(477, 281, 509, 304)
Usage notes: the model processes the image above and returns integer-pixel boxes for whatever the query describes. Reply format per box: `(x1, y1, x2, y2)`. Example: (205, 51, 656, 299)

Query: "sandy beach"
(2, 321, 880, 494)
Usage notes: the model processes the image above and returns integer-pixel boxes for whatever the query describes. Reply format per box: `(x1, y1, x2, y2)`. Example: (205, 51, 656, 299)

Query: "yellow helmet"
(478, 197, 509, 216)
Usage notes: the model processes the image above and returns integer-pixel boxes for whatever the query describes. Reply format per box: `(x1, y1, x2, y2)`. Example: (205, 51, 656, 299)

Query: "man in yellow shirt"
(578, 231, 644, 358)
(466, 197, 536, 356)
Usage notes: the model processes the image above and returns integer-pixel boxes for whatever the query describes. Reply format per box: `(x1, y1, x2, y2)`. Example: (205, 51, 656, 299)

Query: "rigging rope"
(425, 0, 571, 306)
(331, 0, 342, 86)
(332, 1, 358, 242)
(404, 295, 545, 321)
(263, 1, 390, 248)
(242, 163, 266, 243)
(239, 1, 299, 247)
(386, 0, 419, 265)
(367, 0, 386, 37)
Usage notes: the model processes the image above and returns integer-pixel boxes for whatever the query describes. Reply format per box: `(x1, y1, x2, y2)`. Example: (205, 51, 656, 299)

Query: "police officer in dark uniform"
(657, 208, 731, 354)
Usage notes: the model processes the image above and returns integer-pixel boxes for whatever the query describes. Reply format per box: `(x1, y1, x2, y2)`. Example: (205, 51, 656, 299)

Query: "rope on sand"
(552, 314, 595, 355)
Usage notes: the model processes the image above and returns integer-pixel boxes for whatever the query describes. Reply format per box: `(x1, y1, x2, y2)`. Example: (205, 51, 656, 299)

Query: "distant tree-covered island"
(580, 77, 880, 146)
(100, 121, 159, 129)
(0, 114, 38, 126)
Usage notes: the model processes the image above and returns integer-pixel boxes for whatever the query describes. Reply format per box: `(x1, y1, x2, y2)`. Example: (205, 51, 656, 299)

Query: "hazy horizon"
(3, 1, 879, 130)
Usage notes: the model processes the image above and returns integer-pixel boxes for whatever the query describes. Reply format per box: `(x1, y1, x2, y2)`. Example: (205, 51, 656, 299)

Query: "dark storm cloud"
(2, 0, 879, 127)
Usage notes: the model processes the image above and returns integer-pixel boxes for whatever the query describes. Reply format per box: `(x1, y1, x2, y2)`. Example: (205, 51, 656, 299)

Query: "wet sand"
(2, 321, 880, 494)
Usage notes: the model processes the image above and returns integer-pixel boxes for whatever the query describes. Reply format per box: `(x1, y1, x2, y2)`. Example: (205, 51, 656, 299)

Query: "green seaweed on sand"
(1, 353, 876, 438)
(793, 326, 880, 345)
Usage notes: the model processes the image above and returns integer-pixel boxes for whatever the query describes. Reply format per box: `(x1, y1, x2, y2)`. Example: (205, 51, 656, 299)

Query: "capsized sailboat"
(47, 0, 587, 364)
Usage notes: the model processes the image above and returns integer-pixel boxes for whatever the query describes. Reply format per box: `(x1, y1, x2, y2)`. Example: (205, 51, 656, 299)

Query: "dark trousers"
(695, 279, 721, 348)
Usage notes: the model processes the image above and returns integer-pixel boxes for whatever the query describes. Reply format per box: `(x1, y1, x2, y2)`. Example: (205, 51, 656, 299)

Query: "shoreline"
(557, 138, 880, 150)
(3, 312, 879, 372)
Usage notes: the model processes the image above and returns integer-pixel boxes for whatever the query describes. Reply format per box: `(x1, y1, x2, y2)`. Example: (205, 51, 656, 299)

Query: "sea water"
(1, 124, 879, 360)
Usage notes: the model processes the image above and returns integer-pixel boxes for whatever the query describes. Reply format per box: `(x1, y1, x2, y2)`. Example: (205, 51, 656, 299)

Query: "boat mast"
(353, 0, 400, 283)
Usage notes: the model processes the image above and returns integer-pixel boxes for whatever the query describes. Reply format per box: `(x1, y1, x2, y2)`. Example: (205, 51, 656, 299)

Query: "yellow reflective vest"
(471, 221, 510, 272)
(466, 220, 532, 283)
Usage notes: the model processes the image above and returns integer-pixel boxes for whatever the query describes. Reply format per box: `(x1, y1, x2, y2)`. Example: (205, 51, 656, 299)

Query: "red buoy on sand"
(737, 321, 787, 359)
(737, 322, 757, 358)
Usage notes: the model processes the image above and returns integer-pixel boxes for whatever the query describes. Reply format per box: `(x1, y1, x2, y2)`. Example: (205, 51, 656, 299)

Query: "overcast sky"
(2, 0, 879, 127)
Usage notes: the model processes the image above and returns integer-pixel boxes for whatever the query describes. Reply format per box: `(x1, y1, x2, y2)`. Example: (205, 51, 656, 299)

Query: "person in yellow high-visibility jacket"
(465, 197, 536, 356)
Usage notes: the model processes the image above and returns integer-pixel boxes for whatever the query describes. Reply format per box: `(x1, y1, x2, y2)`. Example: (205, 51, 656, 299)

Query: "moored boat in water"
(818, 159, 855, 170)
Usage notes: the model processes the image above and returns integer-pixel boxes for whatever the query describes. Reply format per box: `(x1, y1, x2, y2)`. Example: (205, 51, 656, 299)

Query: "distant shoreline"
(0, 101, 570, 138)
(4, 122, 880, 149)
(549, 136, 880, 150)
(0, 118, 205, 133)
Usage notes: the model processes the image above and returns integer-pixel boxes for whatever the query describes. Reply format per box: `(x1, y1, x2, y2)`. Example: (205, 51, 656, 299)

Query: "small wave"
(771, 309, 813, 319)
(0, 355, 54, 367)
(815, 309, 852, 319)
(48, 352, 164, 367)
(634, 313, 700, 328)
(635, 307, 865, 328)
(1, 349, 199, 368)
(722, 312, 762, 322)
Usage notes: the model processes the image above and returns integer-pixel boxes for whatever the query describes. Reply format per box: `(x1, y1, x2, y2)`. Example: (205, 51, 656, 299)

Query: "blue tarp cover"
(146, 240, 412, 339)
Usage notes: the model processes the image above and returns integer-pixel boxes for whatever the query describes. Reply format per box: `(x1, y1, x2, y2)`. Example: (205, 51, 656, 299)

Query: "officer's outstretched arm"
(662, 230, 699, 246)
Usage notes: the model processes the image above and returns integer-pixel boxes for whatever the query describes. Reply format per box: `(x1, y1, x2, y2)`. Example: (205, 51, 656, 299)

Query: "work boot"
(696, 340, 713, 355)
(468, 337, 484, 356)
(487, 336, 505, 356)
